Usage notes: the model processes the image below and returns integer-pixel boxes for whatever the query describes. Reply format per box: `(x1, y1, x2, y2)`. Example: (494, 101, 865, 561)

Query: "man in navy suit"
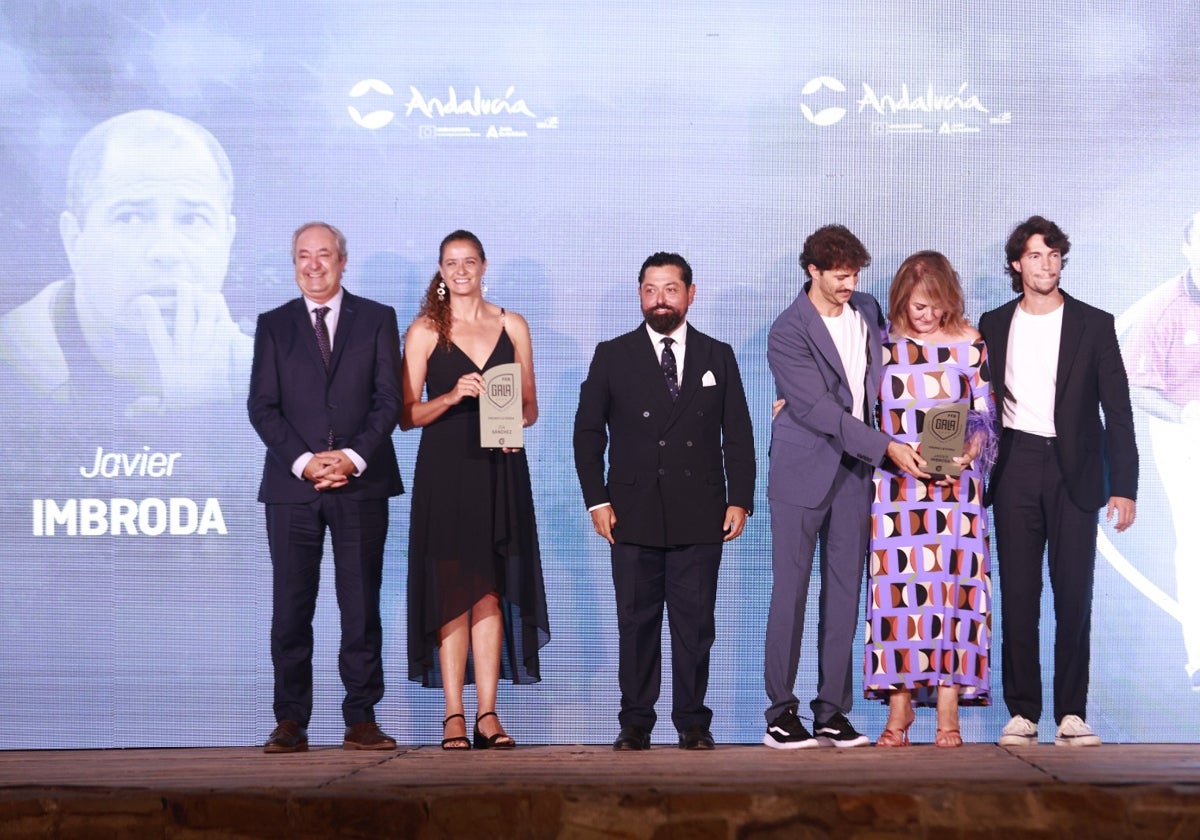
(249, 222, 403, 752)
(574, 252, 755, 751)
(981, 216, 1137, 747)
(762, 225, 926, 750)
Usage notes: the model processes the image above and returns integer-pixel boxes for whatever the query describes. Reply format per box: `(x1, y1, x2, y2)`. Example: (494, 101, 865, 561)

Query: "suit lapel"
(289, 298, 327, 376)
(327, 292, 358, 377)
(624, 328, 676, 413)
(988, 299, 1017, 404)
(665, 328, 709, 428)
(795, 292, 852, 393)
(1055, 293, 1084, 399)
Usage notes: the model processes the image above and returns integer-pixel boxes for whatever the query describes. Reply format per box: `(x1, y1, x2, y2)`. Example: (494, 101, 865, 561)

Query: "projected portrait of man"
(1121, 211, 1200, 690)
(0, 109, 250, 414)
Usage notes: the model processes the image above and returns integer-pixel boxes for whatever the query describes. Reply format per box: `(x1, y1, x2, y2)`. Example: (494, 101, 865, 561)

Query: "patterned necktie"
(660, 336, 679, 401)
(314, 306, 334, 447)
(313, 306, 332, 369)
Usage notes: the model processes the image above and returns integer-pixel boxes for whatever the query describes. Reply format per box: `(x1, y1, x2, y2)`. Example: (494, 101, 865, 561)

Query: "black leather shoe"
(612, 725, 651, 751)
(343, 721, 397, 751)
(679, 728, 715, 750)
(263, 720, 308, 753)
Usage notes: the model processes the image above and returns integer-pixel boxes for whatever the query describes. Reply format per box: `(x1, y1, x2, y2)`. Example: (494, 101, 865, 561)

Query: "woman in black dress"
(401, 230, 549, 750)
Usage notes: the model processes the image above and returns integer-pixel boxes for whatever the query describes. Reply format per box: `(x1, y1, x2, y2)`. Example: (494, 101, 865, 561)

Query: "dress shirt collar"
(645, 319, 688, 348)
(304, 287, 344, 317)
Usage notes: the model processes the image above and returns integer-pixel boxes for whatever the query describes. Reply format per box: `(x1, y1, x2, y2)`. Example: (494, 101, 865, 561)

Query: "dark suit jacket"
(979, 291, 1137, 510)
(573, 323, 755, 547)
(248, 291, 403, 504)
(766, 287, 890, 509)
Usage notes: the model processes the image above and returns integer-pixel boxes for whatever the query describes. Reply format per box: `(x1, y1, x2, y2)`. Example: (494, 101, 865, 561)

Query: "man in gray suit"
(762, 225, 926, 749)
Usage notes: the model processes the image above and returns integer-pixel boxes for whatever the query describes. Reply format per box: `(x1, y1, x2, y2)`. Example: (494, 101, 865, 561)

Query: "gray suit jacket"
(766, 285, 889, 508)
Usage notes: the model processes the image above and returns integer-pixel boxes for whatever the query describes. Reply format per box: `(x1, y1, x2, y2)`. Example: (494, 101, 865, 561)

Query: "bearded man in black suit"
(574, 252, 755, 751)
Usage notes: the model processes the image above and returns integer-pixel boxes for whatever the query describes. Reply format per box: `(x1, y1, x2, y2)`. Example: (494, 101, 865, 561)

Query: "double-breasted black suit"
(248, 290, 403, 728)
(574, 323, 754, 734)
(979, 290, 1137, 724)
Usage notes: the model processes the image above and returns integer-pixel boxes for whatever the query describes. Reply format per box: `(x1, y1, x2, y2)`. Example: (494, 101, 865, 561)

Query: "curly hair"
(417, 230, 487, 349)
(887, 250, 968, 337)
(799, 224, 871, 275)
(1004, 215, 1070, 294)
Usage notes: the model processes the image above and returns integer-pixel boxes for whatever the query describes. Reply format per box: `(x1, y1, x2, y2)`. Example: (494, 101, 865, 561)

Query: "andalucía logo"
(347, 79, 560, 139)
(800, 75, 1011, 136)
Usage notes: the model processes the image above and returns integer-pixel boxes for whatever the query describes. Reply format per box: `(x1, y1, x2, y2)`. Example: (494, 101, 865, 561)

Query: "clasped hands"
(303, 450, 354, 490)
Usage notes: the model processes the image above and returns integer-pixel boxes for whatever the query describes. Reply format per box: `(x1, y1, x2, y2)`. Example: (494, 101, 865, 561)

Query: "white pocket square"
(701, 370, 717, 387)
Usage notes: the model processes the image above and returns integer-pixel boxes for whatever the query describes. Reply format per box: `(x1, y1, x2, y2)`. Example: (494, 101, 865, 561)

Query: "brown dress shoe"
(263, 720, 308, 753)
(343, 721, 397, 751)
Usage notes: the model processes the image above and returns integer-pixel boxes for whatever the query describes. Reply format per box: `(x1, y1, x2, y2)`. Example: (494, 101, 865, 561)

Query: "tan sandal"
(935, 728, 963, 748)
(875, 725, 910, 747)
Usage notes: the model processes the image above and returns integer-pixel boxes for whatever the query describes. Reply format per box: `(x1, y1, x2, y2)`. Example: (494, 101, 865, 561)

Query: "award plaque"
(480, 362, 523, 449)
(919, 402, 968, 479)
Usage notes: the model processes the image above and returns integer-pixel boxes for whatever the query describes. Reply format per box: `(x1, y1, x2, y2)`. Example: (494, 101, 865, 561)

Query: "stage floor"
(2, 743, 1199, 838)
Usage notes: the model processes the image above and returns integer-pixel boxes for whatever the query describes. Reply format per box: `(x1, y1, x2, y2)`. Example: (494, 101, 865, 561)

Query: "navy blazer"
(574, 323, 755, 547)
(979, 290, 1137, 510)
(766, 286, 890, 509)
(248, 291, 403, 504)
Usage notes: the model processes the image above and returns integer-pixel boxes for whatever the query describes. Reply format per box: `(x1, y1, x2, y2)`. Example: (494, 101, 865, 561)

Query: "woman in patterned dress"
(865, 251, 997, 748)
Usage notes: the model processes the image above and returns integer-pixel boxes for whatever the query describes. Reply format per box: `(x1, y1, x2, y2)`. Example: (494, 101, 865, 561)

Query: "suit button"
(643, 411, 651, 418)
(696, 410, 704, 417)
(684, 469, 692, 477)
(658, 440, 666, 447)
(658, 468, 666, 475)
(686, 441, 693, 447)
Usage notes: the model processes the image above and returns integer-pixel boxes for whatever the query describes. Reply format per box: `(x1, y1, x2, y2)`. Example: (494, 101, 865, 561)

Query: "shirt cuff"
(292, 452, 314, 479)
(342, 448, 366, 476)
(587, 502, 612, 512)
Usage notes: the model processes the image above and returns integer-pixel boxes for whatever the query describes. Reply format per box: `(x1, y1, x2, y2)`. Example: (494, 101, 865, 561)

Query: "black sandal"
(473, 711, 516, 750)
(441, 713, 471, 750)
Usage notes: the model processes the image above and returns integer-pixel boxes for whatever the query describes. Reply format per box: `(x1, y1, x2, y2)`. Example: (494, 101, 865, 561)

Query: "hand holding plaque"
(919, 402, 967, 479)
(480, 362, 523, 449)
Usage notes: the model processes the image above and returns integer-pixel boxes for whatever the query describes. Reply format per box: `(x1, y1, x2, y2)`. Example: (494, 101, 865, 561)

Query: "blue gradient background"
(0, 1, 1196, 747)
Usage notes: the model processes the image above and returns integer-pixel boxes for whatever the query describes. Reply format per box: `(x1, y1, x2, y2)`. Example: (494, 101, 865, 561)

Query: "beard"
(644, 305, 684, 334)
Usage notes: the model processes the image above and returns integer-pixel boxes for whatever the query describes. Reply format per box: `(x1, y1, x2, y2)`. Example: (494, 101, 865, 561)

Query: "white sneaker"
(1055, 714, 1101, 747)
(998, 714, 1038, 746)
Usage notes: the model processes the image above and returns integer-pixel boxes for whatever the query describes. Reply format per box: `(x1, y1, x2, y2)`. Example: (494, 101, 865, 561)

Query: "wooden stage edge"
(1, 743, 1199, 838)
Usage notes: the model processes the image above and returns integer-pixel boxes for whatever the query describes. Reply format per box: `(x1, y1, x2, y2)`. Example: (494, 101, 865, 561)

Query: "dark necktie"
(314, 306, 334, 448)
(314, 306, 332, 369)
(661, 336, 679, 401)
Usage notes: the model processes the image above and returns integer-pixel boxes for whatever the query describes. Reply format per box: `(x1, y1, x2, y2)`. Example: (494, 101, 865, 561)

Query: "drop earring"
(481, 281, 488, 296)
(437, 279, 447, 300)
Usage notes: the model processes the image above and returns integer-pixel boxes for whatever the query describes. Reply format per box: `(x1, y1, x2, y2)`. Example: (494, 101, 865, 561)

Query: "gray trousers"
(763, 459, 872, 724)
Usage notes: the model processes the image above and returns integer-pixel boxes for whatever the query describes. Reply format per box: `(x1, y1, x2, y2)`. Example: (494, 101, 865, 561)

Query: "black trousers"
(992, 430, 1098, 725)
(610, 541, 722, 734)
(266, 494, 389, 727)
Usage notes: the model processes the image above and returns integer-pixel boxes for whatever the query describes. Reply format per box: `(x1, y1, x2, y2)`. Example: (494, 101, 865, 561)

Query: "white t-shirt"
(1003, 302, 1063, 436)
(821, 305, 868, 422)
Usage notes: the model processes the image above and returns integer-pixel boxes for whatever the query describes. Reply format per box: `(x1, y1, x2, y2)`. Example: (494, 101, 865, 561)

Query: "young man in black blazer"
(574, 252, 755, 751)
(980, 216, 1137, 747)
